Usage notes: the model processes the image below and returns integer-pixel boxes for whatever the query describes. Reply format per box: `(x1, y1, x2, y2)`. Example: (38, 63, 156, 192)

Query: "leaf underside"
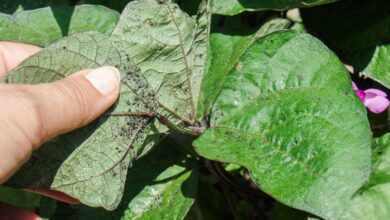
(110, 0, 211, 125)
(5, 32, 162, 210)
(194, 30, 371, 219)
(50, 138, 198, 220)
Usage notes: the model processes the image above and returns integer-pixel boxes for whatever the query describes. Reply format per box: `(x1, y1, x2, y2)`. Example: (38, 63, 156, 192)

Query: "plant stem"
(157, 115, 201, 136)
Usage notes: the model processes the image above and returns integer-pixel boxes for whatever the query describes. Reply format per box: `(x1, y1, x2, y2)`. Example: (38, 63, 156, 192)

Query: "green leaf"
(0, 186, 41, 211)
(301, 0, 390, 89)
(0, 5, 120, 46)
(340, 133, 390, 220)
(0, 0, 71, 14)
(110, 0, 211, 125)
(341, 183, 390, 220)
(185, 178, 227, 220)
(194, 31, 371, 219)
(50, 138, 198, 220)
(212, 0, 338, 16)
(197, 16, 290, 119)
(5, 32, 161, 210)
(369, 133, 390, 186)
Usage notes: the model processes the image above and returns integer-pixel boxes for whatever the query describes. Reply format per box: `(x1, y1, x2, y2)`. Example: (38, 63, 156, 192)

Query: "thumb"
(0, 66, 120, 182)
(26, 66, 121, 143)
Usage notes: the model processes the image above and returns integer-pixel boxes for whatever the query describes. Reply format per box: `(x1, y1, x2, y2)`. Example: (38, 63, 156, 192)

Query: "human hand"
(0, 42, 121, 207)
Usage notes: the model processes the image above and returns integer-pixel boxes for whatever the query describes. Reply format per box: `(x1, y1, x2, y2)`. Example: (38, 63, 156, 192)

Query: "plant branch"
(105, 111, 155, 117)
(157, 115, 202, 136)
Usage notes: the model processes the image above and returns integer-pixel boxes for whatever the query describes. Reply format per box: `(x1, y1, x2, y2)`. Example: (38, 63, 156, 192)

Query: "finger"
(0, 42, 41, 78)
(24, 189, 79, 204)
(0, 202, 41, 220)
(0, 66, 120, 182)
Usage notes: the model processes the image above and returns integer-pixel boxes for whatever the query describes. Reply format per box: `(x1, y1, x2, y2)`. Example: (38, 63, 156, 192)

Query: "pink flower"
(352, 81, 389, 114)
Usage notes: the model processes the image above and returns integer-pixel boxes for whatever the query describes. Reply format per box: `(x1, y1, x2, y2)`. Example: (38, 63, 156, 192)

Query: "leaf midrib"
(164, 1, 195, 123)
(52, 118, 148, 188)
(216, 86, 363, 126)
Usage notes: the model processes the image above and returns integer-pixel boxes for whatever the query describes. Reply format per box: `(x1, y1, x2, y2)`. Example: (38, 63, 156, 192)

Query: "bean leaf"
(4, 32, 162, 210)
(340, 133, 390, 219)
(194, 30, 371, 219)
(197, 16, 290, 119)
(0, 5, 119, 46)
(50, 138, 198, 220)
(110, 0, 211, 125)
(212, 0, 338, 16)
(301, 0, 390, 89)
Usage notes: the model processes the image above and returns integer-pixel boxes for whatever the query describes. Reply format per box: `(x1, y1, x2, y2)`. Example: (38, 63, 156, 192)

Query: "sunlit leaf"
(110, 0, 211, 125)
(194, 30, 371, 219)
(212, 0, 338, 16)
(0, 5, 119, 46)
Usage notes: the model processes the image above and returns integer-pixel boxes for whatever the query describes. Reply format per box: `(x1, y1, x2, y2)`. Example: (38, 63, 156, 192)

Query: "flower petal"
(352, 81, 359, 90)
(355, 90, 366, 101)
(364, 88, 387, 97)
(364, 94, 390, 114)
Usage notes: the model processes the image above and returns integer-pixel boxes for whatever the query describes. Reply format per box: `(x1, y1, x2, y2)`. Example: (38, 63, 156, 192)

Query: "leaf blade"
(301, 0, 390, 89)
(212, 0, 339, 16)
(5, 32, 160, 210)
(340, 133, 390, 219)
(110, 0, 210, 124)
(197, 17, 290, 119)
(0, 5, 120, 46)
(50, 138, 198, 220)
(194, 31, 371, 219)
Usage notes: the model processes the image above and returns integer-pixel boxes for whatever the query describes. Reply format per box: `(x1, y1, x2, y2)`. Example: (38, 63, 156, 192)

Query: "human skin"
(0, 41, 121, 218)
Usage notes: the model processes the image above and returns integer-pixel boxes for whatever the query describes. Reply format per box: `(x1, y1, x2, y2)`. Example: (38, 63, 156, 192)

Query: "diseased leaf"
(0, 5, 120, 46)
(50, 138, 198, 220)
(110, 0, 211, 125)
(194, 31, 371, 219)
(5, 32, 162, 210)
(197, 17, 290, 119)
(212, 0, 338, 16)
(301, 0, 390, 89)
(340, 133, 390, 220)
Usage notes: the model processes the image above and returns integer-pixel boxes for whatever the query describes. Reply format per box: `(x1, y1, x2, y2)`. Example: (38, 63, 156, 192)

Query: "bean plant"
(0, 0, 389, 219)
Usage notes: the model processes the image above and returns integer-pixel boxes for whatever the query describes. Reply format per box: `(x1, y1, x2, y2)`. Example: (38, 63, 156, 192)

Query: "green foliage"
(198, 16, 290, 119)
(50, 138, 198, 219)
(110, 0, 211, 124)
(194, 31, 371, 219)
(339, 134, 390, 219)
(0, 0, 389, 219)
(212, 0, 338, 15)
(0, 186, 41, 211)
(0, 0, 71, 14)
(301, 0, 390, 89)
(6, 32, 160, 210)
(0, 5, 120, 46)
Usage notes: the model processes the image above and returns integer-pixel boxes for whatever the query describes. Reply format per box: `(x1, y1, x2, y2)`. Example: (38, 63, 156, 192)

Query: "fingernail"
(85, 66, 120, 96)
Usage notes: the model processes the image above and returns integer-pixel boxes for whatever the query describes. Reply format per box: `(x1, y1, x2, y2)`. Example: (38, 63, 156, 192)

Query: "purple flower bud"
(352, 81, 389, 114)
